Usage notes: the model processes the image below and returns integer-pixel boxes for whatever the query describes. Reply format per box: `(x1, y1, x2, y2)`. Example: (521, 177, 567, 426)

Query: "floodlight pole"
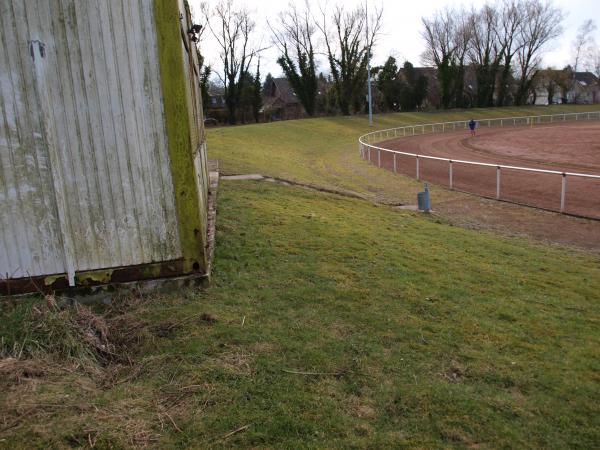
(366, 0, 373, 127)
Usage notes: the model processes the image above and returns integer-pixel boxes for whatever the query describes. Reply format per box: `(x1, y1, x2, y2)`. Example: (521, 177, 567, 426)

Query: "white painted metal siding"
(0, 0, 181, 282)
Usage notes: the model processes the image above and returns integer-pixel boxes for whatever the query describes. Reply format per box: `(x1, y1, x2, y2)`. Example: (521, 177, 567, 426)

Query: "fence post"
(560, 173, 567, 212)
(416, 156, 420, 181)
(496, 166, 501, 199)
(449, 160, 453, 189)
(378, 149, 381, 168)
(393, 153, 397, 173)
(368, 147, 371, 163)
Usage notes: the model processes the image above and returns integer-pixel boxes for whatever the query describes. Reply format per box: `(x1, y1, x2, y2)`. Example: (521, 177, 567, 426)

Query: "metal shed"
(0, 0, 211, 295)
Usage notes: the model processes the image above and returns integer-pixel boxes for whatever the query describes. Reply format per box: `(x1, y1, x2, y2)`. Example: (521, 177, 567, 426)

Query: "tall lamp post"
(366, 0, 373, 127)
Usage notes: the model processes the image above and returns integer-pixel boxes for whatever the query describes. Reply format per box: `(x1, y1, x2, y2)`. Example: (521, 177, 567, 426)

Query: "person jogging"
(468, 118, 477, 136)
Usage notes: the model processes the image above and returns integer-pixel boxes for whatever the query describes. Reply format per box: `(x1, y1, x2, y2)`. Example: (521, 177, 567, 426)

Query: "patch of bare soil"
(372, 122, 600, 252)
(432, 194, 600, 253)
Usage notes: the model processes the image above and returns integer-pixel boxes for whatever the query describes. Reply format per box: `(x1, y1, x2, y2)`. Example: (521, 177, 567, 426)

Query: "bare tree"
(421, 8, 455, 68)
(573, 20, 597, 74)
(452, 9, 474, 107)
(497, 0, 525, 106)
(514, 0, 564, 105)
(422, 0, 563, 108)
(203, 0, 262, 124)
(569, 19, 598, 102)
(316, 4, 383, 115)
(585, 36, 600, 80)
(421, 9, 458, 108)
(469, 4, 505, 107)
(421, 7, 471, 108)
(269, 2, 318, 116)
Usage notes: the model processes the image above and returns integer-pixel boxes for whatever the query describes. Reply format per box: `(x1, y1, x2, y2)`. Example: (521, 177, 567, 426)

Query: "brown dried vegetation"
(0, 294, 203, 448)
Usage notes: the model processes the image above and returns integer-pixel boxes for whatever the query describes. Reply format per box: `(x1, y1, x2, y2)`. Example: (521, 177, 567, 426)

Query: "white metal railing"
(358, 111, 600, 214)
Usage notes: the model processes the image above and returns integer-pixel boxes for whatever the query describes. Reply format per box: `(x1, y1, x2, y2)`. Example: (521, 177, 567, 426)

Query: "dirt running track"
(372, 121, 600, 219)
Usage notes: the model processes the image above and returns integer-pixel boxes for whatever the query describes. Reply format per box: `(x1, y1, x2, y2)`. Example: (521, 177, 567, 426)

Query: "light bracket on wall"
(187, 24, 202, 42)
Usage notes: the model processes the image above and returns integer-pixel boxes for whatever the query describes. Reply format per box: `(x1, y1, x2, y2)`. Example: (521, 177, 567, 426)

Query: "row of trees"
(200, 1, 263, 124)
(269, 3, 383, 116)
(199, 0, 593, 124)
(375, 58, 428, 112)
(519, 19, 599, 105)
(421, 0, 564, 108)
(201, 0, 382, 123)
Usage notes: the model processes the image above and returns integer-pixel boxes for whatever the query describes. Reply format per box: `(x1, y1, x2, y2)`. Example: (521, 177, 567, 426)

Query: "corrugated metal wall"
(0, 0, 182, 283)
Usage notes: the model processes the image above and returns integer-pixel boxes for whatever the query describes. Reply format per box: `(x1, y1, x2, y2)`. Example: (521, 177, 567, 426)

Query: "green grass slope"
(199, 180, 600, 448)
(3, 180, 599, 448)
(208, 105, 600, 205)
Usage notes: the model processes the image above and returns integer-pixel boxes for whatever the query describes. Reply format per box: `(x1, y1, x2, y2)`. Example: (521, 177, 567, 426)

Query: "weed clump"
(0, 294, 193, 446)
(1, 296, 112, 368)
(0, 295, 164, 387)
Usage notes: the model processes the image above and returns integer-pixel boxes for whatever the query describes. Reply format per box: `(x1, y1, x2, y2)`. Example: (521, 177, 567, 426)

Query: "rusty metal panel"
(0, 0, 181, 283)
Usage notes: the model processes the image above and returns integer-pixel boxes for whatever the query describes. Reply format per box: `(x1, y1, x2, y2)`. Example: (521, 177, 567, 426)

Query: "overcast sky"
(188, 0, 600, 81)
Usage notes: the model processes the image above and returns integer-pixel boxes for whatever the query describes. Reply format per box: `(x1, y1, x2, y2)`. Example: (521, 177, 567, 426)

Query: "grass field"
(208, 105, 600, 206)
(2, 105, 600, 448)
(2, 181, 600, 448)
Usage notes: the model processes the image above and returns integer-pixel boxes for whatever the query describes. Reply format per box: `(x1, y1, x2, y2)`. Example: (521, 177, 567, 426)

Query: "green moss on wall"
(75, 269, 114, 285)
(43, 269, 114, 287)
(43, 274, 65, 287)
(153, 0, 207, 274)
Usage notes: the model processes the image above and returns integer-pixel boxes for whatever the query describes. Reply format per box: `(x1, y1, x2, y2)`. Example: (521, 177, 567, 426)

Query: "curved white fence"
(358, 111, 600, 215)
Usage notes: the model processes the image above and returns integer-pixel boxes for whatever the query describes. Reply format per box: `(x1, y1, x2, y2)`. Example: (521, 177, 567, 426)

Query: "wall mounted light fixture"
(187, 24, 202, 42)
